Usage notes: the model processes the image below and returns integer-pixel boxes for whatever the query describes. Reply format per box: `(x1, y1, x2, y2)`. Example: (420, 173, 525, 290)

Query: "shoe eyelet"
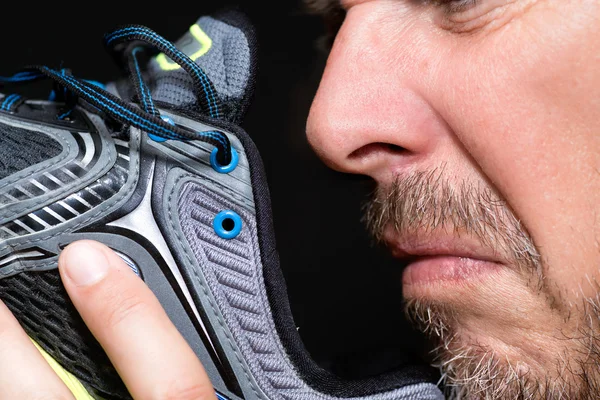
(213, 210, 242, 239)
(148, 115, 175, 142)
(210, 147, 238, 174)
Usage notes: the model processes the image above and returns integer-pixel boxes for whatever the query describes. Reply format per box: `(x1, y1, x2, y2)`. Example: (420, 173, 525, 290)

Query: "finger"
(58, 240, 216, 400)
(0, 301, 75, 400)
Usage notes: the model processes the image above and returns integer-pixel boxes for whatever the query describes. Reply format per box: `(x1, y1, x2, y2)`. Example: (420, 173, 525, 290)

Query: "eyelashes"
(433, 0, 480, 13)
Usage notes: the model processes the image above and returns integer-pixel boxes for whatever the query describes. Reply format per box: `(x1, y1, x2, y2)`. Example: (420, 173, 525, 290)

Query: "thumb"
(58, 240, 216, 400)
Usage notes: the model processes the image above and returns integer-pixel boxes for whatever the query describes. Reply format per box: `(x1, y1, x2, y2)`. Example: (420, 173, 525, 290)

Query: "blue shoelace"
(0, 25, 233, 166)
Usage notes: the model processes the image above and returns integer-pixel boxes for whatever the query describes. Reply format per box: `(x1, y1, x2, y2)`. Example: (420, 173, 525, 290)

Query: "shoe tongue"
(148, 10, 257, 123)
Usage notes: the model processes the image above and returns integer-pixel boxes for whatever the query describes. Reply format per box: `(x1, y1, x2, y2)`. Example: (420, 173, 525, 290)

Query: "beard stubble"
(362, 168, 600, 399)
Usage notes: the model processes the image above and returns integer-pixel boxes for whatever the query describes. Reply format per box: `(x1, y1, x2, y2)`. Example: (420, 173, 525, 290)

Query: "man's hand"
(0, 240, 216, 400)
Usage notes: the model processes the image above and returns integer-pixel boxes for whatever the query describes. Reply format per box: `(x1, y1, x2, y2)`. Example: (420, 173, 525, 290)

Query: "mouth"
(384, 229, 504, 293)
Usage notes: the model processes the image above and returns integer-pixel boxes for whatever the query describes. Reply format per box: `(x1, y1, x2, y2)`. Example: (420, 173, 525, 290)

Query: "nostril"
(348, 142, 407, 161)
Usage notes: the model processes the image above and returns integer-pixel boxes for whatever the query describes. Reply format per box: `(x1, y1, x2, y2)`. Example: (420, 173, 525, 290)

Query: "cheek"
(435, 2, 600, 298)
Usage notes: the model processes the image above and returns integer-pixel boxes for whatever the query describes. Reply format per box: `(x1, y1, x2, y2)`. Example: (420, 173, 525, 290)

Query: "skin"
(306, 0, 600, 394)
(1, 0, 599, 396)
(0, 241, 217, 400)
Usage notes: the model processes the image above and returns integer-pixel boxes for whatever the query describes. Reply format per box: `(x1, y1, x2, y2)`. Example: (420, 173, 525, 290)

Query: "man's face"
(306, 0, 600, 397)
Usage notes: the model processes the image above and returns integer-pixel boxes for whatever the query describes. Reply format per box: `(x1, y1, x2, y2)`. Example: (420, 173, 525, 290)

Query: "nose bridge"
(306, 8, 449, 181)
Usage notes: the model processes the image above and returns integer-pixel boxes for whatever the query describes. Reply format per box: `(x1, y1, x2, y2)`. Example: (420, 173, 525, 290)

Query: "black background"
(0, 1, 429, 378)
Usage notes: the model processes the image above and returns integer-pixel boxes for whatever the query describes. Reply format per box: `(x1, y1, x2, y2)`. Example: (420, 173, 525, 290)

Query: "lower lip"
(402, 256, 500, 288)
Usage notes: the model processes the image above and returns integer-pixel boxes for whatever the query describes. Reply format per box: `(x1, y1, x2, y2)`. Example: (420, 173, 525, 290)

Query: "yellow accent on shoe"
(156, 24, 212, 71)
(31, 339, 96, 400)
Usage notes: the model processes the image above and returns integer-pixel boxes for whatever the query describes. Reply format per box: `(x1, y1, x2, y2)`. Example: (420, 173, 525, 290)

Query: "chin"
(404, 292, 600, 400)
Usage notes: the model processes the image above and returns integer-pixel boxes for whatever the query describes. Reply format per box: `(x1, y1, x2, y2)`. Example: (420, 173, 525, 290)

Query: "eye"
(433, 0, 513, 31)
(435, 0, 480, 14)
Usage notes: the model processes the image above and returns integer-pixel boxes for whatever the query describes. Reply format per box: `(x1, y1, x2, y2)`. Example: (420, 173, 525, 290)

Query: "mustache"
(362, 167, 540, 273)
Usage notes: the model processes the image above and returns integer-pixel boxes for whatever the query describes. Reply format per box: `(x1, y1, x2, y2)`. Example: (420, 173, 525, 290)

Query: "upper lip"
(383, 228, 505, 264)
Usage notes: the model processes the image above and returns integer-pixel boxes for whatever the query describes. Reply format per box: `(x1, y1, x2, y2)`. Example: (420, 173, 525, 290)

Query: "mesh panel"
(149, 13, 253, 123)
(0, 270, 131, 400)
(191, 15, 251, 99)
(0, 122, 62, 180)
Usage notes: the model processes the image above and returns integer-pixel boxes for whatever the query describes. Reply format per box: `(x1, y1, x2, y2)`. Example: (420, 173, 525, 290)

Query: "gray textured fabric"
(149, 15, 251, 120)
(177, 181, 443, 400)
(0, 122, 62, 180)
(196, 16, 251, 99)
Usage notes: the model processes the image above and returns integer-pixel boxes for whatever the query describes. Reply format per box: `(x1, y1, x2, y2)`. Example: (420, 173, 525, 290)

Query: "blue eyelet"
(213, 210, 242, 239)
(148, 115, 175, 142)
(210, 147, 238, 174)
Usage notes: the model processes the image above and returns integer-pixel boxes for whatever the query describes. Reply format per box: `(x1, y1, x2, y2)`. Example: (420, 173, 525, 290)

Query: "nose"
(306, 7, 452, 183)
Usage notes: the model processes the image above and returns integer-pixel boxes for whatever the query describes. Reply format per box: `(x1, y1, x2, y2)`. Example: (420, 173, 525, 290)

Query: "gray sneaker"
(0, 10, 443, 400)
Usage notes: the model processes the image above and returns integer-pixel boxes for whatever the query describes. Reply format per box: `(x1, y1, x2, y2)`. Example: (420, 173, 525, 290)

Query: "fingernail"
(63, 242, 110, 286)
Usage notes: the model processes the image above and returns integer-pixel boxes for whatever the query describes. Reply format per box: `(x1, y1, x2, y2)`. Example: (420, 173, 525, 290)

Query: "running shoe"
(0, 10, 443, 400)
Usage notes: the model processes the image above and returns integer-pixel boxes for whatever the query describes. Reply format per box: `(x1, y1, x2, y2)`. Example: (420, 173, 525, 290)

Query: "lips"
(384, 229, 504, 289)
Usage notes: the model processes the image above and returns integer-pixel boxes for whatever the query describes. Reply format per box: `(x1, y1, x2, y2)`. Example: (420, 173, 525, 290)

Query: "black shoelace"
(0, 25, 233, 166)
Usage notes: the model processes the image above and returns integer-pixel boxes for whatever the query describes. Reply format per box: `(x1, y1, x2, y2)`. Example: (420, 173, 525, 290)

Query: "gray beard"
(405, 297, 600, 399)
(362, 167, 600, 399)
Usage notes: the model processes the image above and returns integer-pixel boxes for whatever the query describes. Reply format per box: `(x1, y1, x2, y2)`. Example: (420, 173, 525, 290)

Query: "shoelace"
(0, 25, 233, 166)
